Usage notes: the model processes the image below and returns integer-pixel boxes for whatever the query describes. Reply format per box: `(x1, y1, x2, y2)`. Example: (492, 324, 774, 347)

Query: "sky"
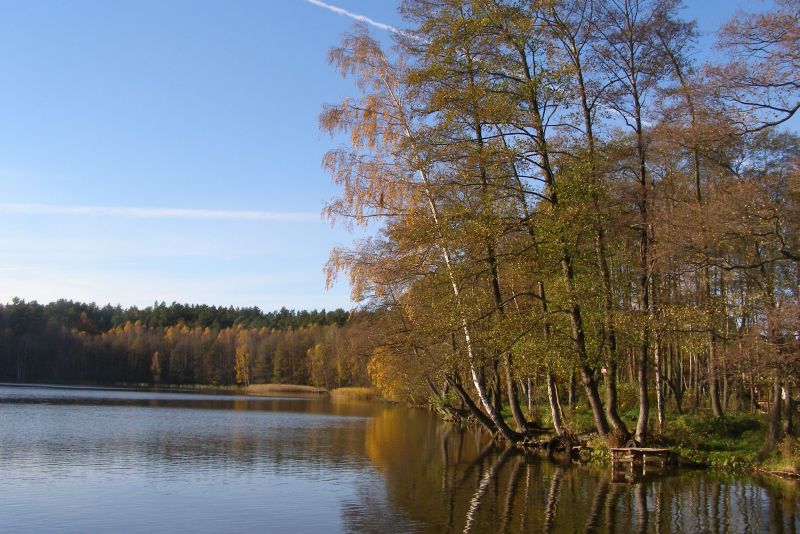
(0, 0, 771, 311)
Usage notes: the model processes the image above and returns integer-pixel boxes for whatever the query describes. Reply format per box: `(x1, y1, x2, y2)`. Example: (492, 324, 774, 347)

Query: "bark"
(598, 233, 629, 440)
(562, 257, 611, 437)
(635, 339, 650, 444)
(494, 367, 506, 422)
(705, 260, 724, 419)
(665, 377, 684, 415)
(649, 269, 665, 434)
(761, 371, 783, 457)
(709, 338, 725, 418)
(567, 373, 577, 410)
(506, 354, 529, 432)
(633, 89, 651, 445)
(785, 384, 795, 436)
(538, 280, 566, 437)
(425, 376, 441, 399)
(654, 336, 665, 433)
(548, 372, 566, 436)
(671, 344, 685, 414)
(526, 377, 535, 420)
(446, 374, 497, 435)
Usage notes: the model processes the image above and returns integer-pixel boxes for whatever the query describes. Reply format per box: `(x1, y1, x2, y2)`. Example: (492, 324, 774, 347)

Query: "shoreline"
(0, 381, 377, 399)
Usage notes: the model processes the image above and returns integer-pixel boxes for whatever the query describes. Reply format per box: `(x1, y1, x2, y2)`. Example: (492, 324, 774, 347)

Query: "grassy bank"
(244, 384, 327, 396)
(330, 387, 377, 401)
(662, 413, 764, 470)
(123, 382, 379, 400)
(496, 400, 798, 475)
(115, 382, 329, 396)
(541, 408, 800, 475)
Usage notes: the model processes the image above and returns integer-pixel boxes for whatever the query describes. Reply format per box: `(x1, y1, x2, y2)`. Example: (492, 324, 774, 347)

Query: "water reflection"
(363, 407, 800, 534)
(1, 386, 798, 533)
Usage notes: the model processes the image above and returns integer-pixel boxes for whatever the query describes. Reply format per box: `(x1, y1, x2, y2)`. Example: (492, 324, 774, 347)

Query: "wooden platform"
(610, 448, 674, 482)
(611, 447, 672, 467)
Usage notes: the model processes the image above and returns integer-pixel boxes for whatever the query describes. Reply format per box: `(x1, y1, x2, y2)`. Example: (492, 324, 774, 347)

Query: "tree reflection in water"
(359, 406, 800, 533)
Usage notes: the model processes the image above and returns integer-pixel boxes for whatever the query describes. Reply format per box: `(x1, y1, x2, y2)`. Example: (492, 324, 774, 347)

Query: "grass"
(330, 387, 377, 400)
(125, 382, 382, 400)
(120, 383, 241, 391)
(120, 382, 330, 396)
(762, 437, 800, 475)
(661, 413, 765, 469)
(512, 398, 790, 472)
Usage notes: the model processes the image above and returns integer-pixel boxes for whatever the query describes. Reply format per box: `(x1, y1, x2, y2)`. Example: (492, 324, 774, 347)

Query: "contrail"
(305, 0, 406, 36)
(0, 203, 319, 222)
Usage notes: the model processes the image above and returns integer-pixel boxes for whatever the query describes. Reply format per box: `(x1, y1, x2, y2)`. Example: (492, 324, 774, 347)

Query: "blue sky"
(0, 0, 770, 311)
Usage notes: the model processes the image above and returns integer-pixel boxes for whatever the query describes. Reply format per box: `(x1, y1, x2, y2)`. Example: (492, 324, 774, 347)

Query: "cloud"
(305, 0, 406, 35)
(0, 203, 319, 222)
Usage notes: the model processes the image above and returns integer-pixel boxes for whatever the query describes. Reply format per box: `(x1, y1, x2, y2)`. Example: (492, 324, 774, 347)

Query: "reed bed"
(245, 384, 328, 396)
(329, 387, 376, 400)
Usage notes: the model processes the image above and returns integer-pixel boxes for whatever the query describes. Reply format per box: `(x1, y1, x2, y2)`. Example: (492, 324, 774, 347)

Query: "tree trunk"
(505, 354, 528, 432)
(635, 339, 650, 445)
(605, 352, 629, 439)
(761, 371, 783, 457)
(561, 259, 611, 438)
(548, 372, 565, 436)
(709, 338, 725, 418)
(654, 337, 665, 433)
(526, 377, 535, 420)
(491, 363, 504, 419)
(785, 384, 795, 436)
(446, 374, 497, 436)
(567, 373, 577, 410)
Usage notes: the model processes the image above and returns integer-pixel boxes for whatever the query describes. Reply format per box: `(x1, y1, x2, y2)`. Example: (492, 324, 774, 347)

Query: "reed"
(245, 384, 328, 396)
(329, 387, 376, 400)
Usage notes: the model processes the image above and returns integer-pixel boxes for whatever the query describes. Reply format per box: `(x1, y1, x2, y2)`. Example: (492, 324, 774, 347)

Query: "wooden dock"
(611, 447, 673, 468)
(610, 447, 674, 482)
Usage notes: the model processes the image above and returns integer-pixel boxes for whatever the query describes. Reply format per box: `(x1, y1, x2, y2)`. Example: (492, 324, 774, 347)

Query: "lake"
(0, 385, 797, 533)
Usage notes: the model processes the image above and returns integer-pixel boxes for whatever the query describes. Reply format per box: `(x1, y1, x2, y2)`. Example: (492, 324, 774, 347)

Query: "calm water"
(0, 386, 797, 533)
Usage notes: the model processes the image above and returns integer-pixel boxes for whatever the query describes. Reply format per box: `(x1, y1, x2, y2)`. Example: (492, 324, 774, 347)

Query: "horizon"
(1, 294, 348, 313)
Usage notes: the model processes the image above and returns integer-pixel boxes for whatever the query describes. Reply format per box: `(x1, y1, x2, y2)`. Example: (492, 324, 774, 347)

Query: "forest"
(320, 0, 799, 457)
(0, 299, 370, 388)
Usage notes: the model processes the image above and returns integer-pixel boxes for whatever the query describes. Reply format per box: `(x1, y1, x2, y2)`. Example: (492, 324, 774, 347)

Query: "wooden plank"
(610, 447, 669, 453)
(610, 448, 672, 466)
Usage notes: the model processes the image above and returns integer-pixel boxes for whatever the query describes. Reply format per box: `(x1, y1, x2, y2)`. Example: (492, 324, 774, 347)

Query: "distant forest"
(0, 299, 371, 388)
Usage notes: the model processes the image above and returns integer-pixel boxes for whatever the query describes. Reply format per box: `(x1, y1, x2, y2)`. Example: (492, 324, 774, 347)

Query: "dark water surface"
(1, 385, 797, 533)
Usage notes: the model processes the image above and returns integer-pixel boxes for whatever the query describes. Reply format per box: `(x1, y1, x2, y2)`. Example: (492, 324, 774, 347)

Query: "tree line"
(0, 298, 369, 388)
(322, 0, 799, 453)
